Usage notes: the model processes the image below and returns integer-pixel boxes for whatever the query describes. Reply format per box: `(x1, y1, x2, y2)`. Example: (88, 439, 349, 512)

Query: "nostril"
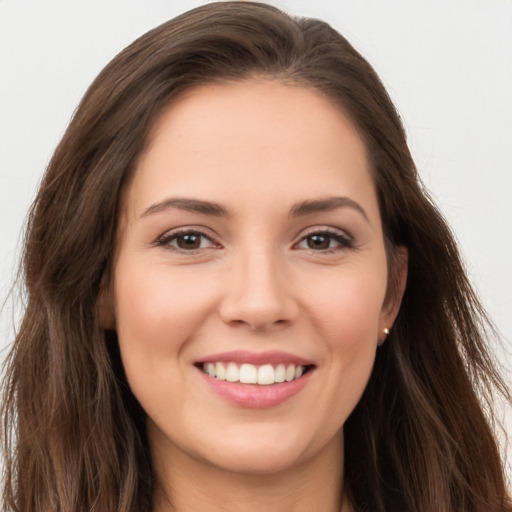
(248, 318, 291, 331)
(220, 313, 292, 332)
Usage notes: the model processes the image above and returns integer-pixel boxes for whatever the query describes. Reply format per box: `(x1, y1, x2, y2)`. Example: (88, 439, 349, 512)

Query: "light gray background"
(1, 0, 511, 469)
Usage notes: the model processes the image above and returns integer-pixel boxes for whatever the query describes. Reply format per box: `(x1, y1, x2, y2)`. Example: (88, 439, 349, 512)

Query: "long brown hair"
(2, 2, 510, 511)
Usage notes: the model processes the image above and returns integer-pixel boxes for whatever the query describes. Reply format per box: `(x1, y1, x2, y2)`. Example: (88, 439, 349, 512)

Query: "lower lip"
(199, 369, 312, 409)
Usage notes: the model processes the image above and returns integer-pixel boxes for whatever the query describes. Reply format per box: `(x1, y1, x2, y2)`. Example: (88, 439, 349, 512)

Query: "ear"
(97, 274, 116, 330)
(379, 246, 408, 341)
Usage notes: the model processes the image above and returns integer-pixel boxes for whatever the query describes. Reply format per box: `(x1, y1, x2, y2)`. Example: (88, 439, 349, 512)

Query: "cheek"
(303, 261, 387, 394)
(307, 265, 388, 346)
(112, 259, 221, 424)
(113, 260, 218, 364)
(323, 278, 384, 404)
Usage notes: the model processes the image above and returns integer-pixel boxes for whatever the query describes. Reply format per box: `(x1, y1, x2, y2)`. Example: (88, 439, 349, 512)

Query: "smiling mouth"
(196, 362, 314, 385)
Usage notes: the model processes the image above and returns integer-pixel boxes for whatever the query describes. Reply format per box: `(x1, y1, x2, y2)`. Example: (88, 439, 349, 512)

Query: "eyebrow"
(140, 195, 369, 223)
(141, 197, 229, 218)
(290, 196, 369, 223)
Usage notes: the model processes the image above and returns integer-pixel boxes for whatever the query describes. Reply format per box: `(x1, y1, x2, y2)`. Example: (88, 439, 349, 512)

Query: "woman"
(1, 2, 510, 511)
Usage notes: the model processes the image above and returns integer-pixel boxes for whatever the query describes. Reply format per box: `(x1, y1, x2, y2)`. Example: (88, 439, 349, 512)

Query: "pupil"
(177, 234, 200, 249)
(307, 234, 329, 250)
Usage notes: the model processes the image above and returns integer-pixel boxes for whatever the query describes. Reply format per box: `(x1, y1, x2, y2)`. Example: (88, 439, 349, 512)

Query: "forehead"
(124, 79, 378, 222)
(145, 79, 364, 158)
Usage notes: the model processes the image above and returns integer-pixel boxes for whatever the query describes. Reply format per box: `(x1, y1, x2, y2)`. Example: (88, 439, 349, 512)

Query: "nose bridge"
(241, 244, 280, 298)
(219, 238, 297, 330)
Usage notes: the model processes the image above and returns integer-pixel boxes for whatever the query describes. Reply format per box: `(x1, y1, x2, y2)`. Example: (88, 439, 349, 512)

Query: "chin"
(207, 446, 308, 476)
(193, 422, 341, 476)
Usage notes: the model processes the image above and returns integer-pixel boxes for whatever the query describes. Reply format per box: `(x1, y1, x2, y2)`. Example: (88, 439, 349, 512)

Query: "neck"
(151, 430, 351, 512)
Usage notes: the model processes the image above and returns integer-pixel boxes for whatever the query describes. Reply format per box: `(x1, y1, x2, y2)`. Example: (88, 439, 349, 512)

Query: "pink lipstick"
(196, 350, 315, 408)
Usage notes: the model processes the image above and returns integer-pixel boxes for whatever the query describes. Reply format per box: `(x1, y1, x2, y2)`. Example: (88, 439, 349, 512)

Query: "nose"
(218, 247, 299, 331)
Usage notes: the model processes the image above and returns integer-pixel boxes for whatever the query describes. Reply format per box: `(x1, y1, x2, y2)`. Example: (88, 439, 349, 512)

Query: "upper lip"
(197, 350, 314, 366)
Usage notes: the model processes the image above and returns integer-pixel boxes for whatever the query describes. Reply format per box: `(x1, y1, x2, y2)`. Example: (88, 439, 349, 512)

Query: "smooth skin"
(102, 80, 407, 512)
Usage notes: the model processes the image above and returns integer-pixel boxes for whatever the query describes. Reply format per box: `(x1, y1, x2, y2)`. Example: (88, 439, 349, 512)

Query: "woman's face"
(107, 80, 405, 477)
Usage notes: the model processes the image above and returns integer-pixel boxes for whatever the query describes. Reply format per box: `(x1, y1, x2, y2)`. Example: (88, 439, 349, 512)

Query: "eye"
(295, 230, 353, 252)
(158, 230, 219, 252)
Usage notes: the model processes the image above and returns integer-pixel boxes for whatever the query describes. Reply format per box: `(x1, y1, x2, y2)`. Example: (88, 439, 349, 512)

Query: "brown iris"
(176, 233, 202, 250)
(306, 234, 331, 250)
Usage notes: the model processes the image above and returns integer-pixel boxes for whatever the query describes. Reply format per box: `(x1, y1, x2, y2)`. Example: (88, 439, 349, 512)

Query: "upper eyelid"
(157, 226, 220, 243)
(156, 229, 221, 255)
(292, 226, 355, 252)
(155, 225, 353, 246)
(295, 225, 352, 240)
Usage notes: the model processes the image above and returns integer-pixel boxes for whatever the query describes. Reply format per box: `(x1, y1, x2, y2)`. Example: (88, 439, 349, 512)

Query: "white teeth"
(226, 362, 239, 382)
(202, 361, 308, 385)
(285, 364, 295, 382)
(239, 363, 257, 384)
(257, 364, 274, 385)
(216, 362, 226, 380)
(275, 364, 286, 383)
(206, 363, 216, 377)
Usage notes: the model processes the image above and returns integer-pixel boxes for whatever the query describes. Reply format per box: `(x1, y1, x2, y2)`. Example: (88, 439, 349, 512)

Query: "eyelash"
(156, 227, 354, 254)
(157, 229, 220, 254)
(295, 228, 354, 253)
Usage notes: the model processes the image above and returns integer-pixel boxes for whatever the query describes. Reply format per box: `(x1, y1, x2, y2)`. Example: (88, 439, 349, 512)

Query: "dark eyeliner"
(298, 228, 354, 252)
(156, 228, 219, 252)
(319, 230, 352, 247)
